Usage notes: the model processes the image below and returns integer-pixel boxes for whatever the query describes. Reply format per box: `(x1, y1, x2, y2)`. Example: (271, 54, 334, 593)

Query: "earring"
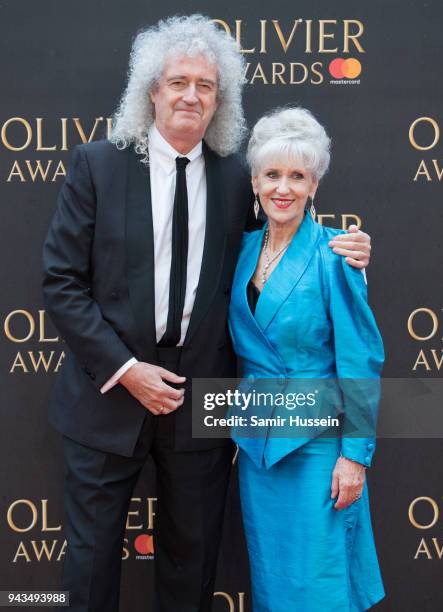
(253, 194, 260, 220)
(309, 197, 316, 221)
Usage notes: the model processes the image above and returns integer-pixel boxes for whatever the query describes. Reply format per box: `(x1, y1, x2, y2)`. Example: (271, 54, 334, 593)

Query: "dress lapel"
(255, 213, 322, 332)
(232, 226, 286, 362)
(237, 224, 267, 332)
(184, 143, 227, 345)
(125, 148, 157, 360)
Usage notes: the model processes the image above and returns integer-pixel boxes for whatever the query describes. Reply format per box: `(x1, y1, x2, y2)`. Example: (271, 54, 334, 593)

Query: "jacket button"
(365, 456, 371, 465)
(111, 291, 119, 301)
(367, 443, 374, 451)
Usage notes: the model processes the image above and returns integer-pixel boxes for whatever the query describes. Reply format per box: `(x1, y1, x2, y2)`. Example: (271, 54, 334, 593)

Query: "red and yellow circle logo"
(134, 534, 154, 555)
(329, 58, 362, 79)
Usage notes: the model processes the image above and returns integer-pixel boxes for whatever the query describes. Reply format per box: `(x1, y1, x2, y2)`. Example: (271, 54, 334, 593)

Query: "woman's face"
(252, 160, 318, 229)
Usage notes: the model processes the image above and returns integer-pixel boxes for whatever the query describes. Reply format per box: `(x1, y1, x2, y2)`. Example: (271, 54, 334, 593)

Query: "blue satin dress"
(228, 213, 385, 611)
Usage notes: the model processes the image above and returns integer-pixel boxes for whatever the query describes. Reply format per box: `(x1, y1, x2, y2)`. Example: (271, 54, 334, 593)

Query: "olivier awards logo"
(317, 212, 363, 230)
(122, 497, 157, 561)
(6, 499, 66, 563)
(5, 496, 247, 607)
(5, 497, 157, 563)
(213, 592, 246, 611)
(212, 18, 365, 86)
(3, 309, 65, 374)
(409, 116, 443, 182)
(408, 496, 443, 560)
(1, 117, 112, 183)
(1, 19, 366, 184)
(407, 307, 443, 372)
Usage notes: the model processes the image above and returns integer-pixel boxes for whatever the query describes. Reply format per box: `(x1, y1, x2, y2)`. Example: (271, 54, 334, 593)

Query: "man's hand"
(328, 224, 371, 269)
(120, 362, 185, 415)
(331, 455, 366, 510)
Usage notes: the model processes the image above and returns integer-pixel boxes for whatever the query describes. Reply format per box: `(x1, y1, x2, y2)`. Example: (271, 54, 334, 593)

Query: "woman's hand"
(331, 455, 366, 510)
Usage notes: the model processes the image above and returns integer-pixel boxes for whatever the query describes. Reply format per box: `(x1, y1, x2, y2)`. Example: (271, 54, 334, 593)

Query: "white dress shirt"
(101, 124, 206, 393)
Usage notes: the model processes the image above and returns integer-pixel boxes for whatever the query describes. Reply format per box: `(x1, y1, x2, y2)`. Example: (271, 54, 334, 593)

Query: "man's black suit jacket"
(42, 139, 255, 457)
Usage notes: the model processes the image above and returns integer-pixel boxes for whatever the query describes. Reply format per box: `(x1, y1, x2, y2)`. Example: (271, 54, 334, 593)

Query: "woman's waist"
(240, 363, 337, 381)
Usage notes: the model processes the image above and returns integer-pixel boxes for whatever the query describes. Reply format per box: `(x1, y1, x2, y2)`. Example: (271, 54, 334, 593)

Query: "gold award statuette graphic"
(409, 116, 443, 182)
(6, 498, 157, 563)
(407, 308, 443, 372)
(408, 496, 443, 560)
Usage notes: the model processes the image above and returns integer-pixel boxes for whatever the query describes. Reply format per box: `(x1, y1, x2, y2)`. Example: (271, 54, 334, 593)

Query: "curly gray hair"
(110, 15, 247, 160)
(247, 107, 331, 180)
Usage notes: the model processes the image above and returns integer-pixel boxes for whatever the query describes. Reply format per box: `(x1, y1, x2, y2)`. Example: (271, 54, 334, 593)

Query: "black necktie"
(158, 156, 190, 347)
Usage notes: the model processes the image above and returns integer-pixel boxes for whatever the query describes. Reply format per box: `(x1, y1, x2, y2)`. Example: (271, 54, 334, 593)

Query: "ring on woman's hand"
(353, 494, 361, 502)
(159, 406, 165, 414)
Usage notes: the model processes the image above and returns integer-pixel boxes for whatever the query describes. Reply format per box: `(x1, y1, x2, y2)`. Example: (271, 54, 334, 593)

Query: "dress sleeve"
(324, 250, 385, 467)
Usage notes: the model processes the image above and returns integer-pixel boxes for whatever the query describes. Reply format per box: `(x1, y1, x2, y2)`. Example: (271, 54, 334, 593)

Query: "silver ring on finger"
(159, 406, 165, 414)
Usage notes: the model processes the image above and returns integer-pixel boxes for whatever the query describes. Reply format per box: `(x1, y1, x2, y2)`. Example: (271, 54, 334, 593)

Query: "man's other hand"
(328, 224, 371, 269)
(120, 362, 186, 415)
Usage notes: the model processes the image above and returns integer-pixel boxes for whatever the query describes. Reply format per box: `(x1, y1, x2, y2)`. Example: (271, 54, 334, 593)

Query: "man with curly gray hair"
(43, 15, 253, 612)
(111, 15, 247, 158)
(43, 14, 372, 612)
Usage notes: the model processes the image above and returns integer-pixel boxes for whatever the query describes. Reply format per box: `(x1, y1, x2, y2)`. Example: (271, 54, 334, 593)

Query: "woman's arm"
(323, 248, 384, 508)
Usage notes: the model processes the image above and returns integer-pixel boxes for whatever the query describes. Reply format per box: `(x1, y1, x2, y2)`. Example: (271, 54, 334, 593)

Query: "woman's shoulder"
(318, 223, 345, 245)
(315, 224, 367, 293)
(316, 224, 344, 266)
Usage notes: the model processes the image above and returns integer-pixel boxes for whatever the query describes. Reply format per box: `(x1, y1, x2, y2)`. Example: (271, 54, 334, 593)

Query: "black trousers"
(60, 351, 232, 612)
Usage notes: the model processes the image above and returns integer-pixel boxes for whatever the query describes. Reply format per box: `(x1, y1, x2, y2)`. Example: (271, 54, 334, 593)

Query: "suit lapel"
(184, 143, 227, 345)
(255, 213, 322, 332)
(125, 148, 157, 359)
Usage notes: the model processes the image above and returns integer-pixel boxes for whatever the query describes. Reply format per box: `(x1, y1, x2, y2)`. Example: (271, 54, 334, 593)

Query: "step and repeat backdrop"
(1, 1, 442, 610)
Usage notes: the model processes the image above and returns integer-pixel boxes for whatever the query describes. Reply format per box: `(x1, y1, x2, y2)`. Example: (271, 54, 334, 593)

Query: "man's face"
(150, 54, 218, 149)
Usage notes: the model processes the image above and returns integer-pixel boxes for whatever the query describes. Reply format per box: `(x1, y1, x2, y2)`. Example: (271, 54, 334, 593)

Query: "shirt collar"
(148, 124, 203, 174)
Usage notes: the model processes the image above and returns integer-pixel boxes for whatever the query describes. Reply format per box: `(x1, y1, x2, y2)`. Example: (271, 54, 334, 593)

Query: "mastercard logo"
(134, 534, 154, 555)
(329, 58, 362, 79)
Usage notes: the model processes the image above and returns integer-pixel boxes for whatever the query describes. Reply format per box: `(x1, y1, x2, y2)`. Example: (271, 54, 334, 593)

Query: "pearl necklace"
(260, 228, 290, 285)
